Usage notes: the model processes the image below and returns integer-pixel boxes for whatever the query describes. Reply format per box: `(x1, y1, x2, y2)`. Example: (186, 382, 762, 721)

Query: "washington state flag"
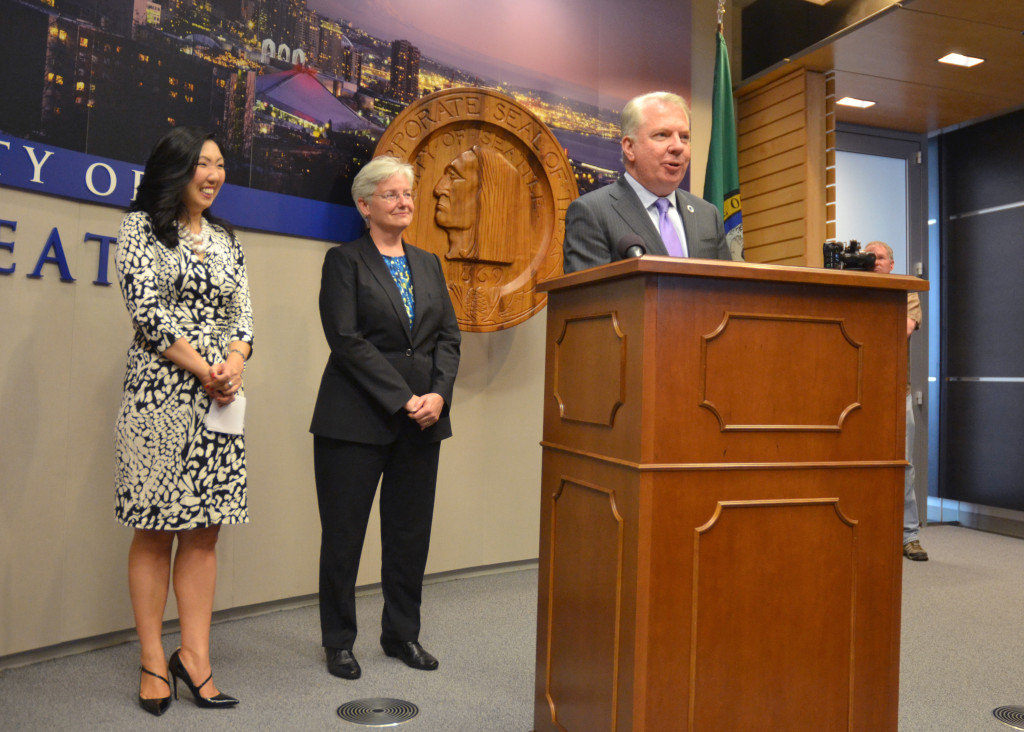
(703, 30, 744, 261)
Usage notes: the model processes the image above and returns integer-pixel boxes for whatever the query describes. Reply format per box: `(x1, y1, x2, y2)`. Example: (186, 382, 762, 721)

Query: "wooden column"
(737, 68, 828, 267)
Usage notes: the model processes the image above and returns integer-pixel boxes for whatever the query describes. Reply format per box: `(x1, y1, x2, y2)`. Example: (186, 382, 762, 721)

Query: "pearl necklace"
(178, 221, 212, 256)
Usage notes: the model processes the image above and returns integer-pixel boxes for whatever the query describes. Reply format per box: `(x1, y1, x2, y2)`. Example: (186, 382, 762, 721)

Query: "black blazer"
(310, 234, 461, 445)
(562, 177, 732, 273)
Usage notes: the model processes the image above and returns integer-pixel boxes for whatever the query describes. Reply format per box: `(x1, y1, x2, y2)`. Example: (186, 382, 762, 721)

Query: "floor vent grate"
(994, 706, 1024, 730)
(337, 697, 419, 726)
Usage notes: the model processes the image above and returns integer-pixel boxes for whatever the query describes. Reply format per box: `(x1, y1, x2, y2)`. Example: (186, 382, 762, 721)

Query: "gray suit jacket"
(562, 177, 732, 273)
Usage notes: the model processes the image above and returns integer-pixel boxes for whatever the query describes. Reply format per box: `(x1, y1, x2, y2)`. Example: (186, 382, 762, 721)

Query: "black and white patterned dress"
(114, 211, 254, 530)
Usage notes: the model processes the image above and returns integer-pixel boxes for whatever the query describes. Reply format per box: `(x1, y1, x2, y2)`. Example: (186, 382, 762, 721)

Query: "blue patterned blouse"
(382, 254, 415, 329)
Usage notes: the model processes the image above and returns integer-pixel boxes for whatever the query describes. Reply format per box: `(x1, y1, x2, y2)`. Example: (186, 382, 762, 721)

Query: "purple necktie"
(655, 197, 684, 257)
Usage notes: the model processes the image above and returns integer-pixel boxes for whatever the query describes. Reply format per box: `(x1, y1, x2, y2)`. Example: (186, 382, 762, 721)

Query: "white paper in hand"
(206, 394, 246, 435)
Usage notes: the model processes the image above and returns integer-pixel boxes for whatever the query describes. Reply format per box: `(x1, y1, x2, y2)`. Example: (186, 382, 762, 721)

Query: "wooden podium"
(532, 257, 927, 732)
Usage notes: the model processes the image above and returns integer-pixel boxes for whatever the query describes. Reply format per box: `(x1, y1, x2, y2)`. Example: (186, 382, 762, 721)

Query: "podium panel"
(533, 258, 926, 732)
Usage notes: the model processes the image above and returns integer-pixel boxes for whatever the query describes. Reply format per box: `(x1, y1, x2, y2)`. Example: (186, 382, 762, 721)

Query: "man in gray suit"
(563, 91, 733, 273)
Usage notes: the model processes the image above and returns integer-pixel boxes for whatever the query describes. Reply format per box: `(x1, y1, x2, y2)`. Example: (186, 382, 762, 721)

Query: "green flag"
(704, 30, 743, 261)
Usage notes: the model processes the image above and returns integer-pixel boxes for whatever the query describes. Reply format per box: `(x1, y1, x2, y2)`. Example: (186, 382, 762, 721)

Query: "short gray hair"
(351, 155, 415, 214)
(864, 240, 894, 260)
(620, 91, 690, 140)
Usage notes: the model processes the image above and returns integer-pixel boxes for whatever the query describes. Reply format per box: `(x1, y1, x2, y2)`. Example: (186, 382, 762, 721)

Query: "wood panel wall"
(737, 68, 828, 266)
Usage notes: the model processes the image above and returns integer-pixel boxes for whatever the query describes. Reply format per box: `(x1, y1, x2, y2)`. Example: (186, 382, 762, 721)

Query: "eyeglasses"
(373, 191, 416, 203)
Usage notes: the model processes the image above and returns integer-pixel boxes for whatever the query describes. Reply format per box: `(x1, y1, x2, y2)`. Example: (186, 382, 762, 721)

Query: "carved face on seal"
(433, 149, 479, 231)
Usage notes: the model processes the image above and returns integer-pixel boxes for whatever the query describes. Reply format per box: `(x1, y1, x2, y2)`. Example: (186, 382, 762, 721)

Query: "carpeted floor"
(2, 525, 1023, 731)
(899, 525, 1024, 732)
(0, 568, 537, 731)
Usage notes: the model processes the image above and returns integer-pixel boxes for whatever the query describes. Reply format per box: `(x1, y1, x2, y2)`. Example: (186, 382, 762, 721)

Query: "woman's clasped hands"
(404, 393, 444, 429)
(204, 360, 242, 406)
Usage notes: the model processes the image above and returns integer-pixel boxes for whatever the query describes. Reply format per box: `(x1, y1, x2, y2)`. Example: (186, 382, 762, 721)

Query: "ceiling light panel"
(837, 97, 876, 108)
(938, 53, 984, 68)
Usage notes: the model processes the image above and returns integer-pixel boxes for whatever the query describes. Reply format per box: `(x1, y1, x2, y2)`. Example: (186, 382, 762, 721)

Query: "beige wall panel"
(430, 319, 544, 570)
(0, 189, 544, 657)
(688, 0, 721, 198)
(1, 189, 88, 653)
(226, 229, 330, 608)
(59, 201, 146, 639)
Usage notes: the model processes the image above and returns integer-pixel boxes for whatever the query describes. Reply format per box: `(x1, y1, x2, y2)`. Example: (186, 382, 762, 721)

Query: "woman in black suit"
(310, 155, 461, 679)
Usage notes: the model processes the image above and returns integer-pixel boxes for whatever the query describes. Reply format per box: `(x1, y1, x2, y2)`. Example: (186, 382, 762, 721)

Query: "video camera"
(822, 240, 876, 271)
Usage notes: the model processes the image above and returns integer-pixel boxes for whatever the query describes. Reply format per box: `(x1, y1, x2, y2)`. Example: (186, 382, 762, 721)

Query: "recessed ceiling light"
(837, 97, 876, 109)
(938, 52, 984, 67)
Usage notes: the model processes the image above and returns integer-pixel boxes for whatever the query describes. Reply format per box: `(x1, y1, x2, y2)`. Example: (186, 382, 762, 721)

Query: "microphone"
(616, 234, 646, 260)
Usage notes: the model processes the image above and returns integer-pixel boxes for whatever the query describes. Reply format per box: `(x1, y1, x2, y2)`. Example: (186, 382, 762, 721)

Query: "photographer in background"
(864, 241, 928, 561)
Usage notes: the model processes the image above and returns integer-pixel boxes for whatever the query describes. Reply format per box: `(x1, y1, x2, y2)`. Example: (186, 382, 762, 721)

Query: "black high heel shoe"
(168, 648, 239, 708)
(138, 666, 172, 716)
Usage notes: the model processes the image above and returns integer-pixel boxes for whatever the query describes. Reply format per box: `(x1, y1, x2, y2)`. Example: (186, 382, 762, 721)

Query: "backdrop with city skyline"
(0, 0, 693, 239)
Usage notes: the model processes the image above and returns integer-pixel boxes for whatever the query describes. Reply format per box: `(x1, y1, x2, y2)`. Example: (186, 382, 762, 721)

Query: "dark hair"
(131, 126, 234, 249)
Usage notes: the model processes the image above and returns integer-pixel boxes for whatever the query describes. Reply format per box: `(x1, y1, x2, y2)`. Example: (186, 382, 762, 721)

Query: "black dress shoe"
(381, 640, 439, 671)
(326, 648, 361, 679)
(138, 666, 172, 716)
(168, 649, 239, 708)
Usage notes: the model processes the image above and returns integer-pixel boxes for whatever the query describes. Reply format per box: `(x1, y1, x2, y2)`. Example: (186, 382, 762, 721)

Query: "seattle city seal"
(375, 87, 579, 332)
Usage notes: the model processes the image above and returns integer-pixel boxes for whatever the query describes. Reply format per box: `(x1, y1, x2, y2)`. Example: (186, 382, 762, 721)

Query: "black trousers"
(313, 432, 440, 650)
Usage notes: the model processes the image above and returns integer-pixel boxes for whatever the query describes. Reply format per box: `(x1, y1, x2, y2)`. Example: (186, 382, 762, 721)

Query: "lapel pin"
(687, 204, 695, 213)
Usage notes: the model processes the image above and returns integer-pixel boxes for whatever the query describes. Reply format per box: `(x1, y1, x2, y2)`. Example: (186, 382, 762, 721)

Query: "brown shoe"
(903, 540, 928, 561)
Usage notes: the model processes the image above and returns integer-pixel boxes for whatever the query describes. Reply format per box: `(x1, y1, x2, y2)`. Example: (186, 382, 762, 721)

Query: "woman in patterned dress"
(310, 156, 460, 680)
(114, 127, 252, 715)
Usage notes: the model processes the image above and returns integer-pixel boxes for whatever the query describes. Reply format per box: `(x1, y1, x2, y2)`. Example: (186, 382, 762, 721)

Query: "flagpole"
(704, 0, 745, 261)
